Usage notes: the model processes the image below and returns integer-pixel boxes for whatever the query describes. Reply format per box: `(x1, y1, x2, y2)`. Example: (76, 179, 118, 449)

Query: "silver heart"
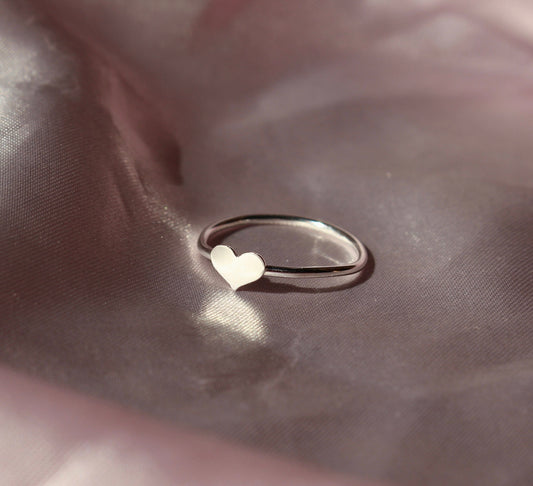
(210, 245, 265, 290)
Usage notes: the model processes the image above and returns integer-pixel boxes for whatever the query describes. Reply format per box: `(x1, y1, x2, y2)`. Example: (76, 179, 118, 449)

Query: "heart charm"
(210, 245, 265, 290)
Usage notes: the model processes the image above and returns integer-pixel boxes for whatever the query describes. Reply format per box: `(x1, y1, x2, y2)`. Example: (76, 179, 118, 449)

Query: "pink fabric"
(1, 1, 532, 484)
(0, 366, 374, 485)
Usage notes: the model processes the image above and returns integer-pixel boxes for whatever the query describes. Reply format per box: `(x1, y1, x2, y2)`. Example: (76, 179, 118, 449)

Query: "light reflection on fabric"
(198, 290, 266, 343)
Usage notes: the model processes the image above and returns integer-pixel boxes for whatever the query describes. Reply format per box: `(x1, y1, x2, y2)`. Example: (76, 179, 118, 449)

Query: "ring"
(197, 214, 368, 290)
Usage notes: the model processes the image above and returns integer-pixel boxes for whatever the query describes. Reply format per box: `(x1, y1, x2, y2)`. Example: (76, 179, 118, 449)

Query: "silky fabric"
(1, 1, 533, 485)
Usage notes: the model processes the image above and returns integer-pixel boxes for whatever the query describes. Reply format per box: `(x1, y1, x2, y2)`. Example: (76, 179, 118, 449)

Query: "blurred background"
(1, 1, 532, 485)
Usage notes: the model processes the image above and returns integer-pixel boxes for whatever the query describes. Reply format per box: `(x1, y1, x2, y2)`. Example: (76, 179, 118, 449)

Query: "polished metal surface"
(210, 244, 266, 290)
(198, 215, 368, 279)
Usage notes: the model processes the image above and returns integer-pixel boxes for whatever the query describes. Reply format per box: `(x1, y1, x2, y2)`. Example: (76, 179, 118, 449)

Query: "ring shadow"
(241, 248, 375, 294)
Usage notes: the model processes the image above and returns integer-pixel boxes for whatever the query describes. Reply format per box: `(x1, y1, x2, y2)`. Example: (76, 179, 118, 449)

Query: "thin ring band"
(198, 214, 368, 278)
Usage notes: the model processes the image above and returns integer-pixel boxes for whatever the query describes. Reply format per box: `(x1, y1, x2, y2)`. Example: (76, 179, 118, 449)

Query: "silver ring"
(198, 214, 368, 290)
